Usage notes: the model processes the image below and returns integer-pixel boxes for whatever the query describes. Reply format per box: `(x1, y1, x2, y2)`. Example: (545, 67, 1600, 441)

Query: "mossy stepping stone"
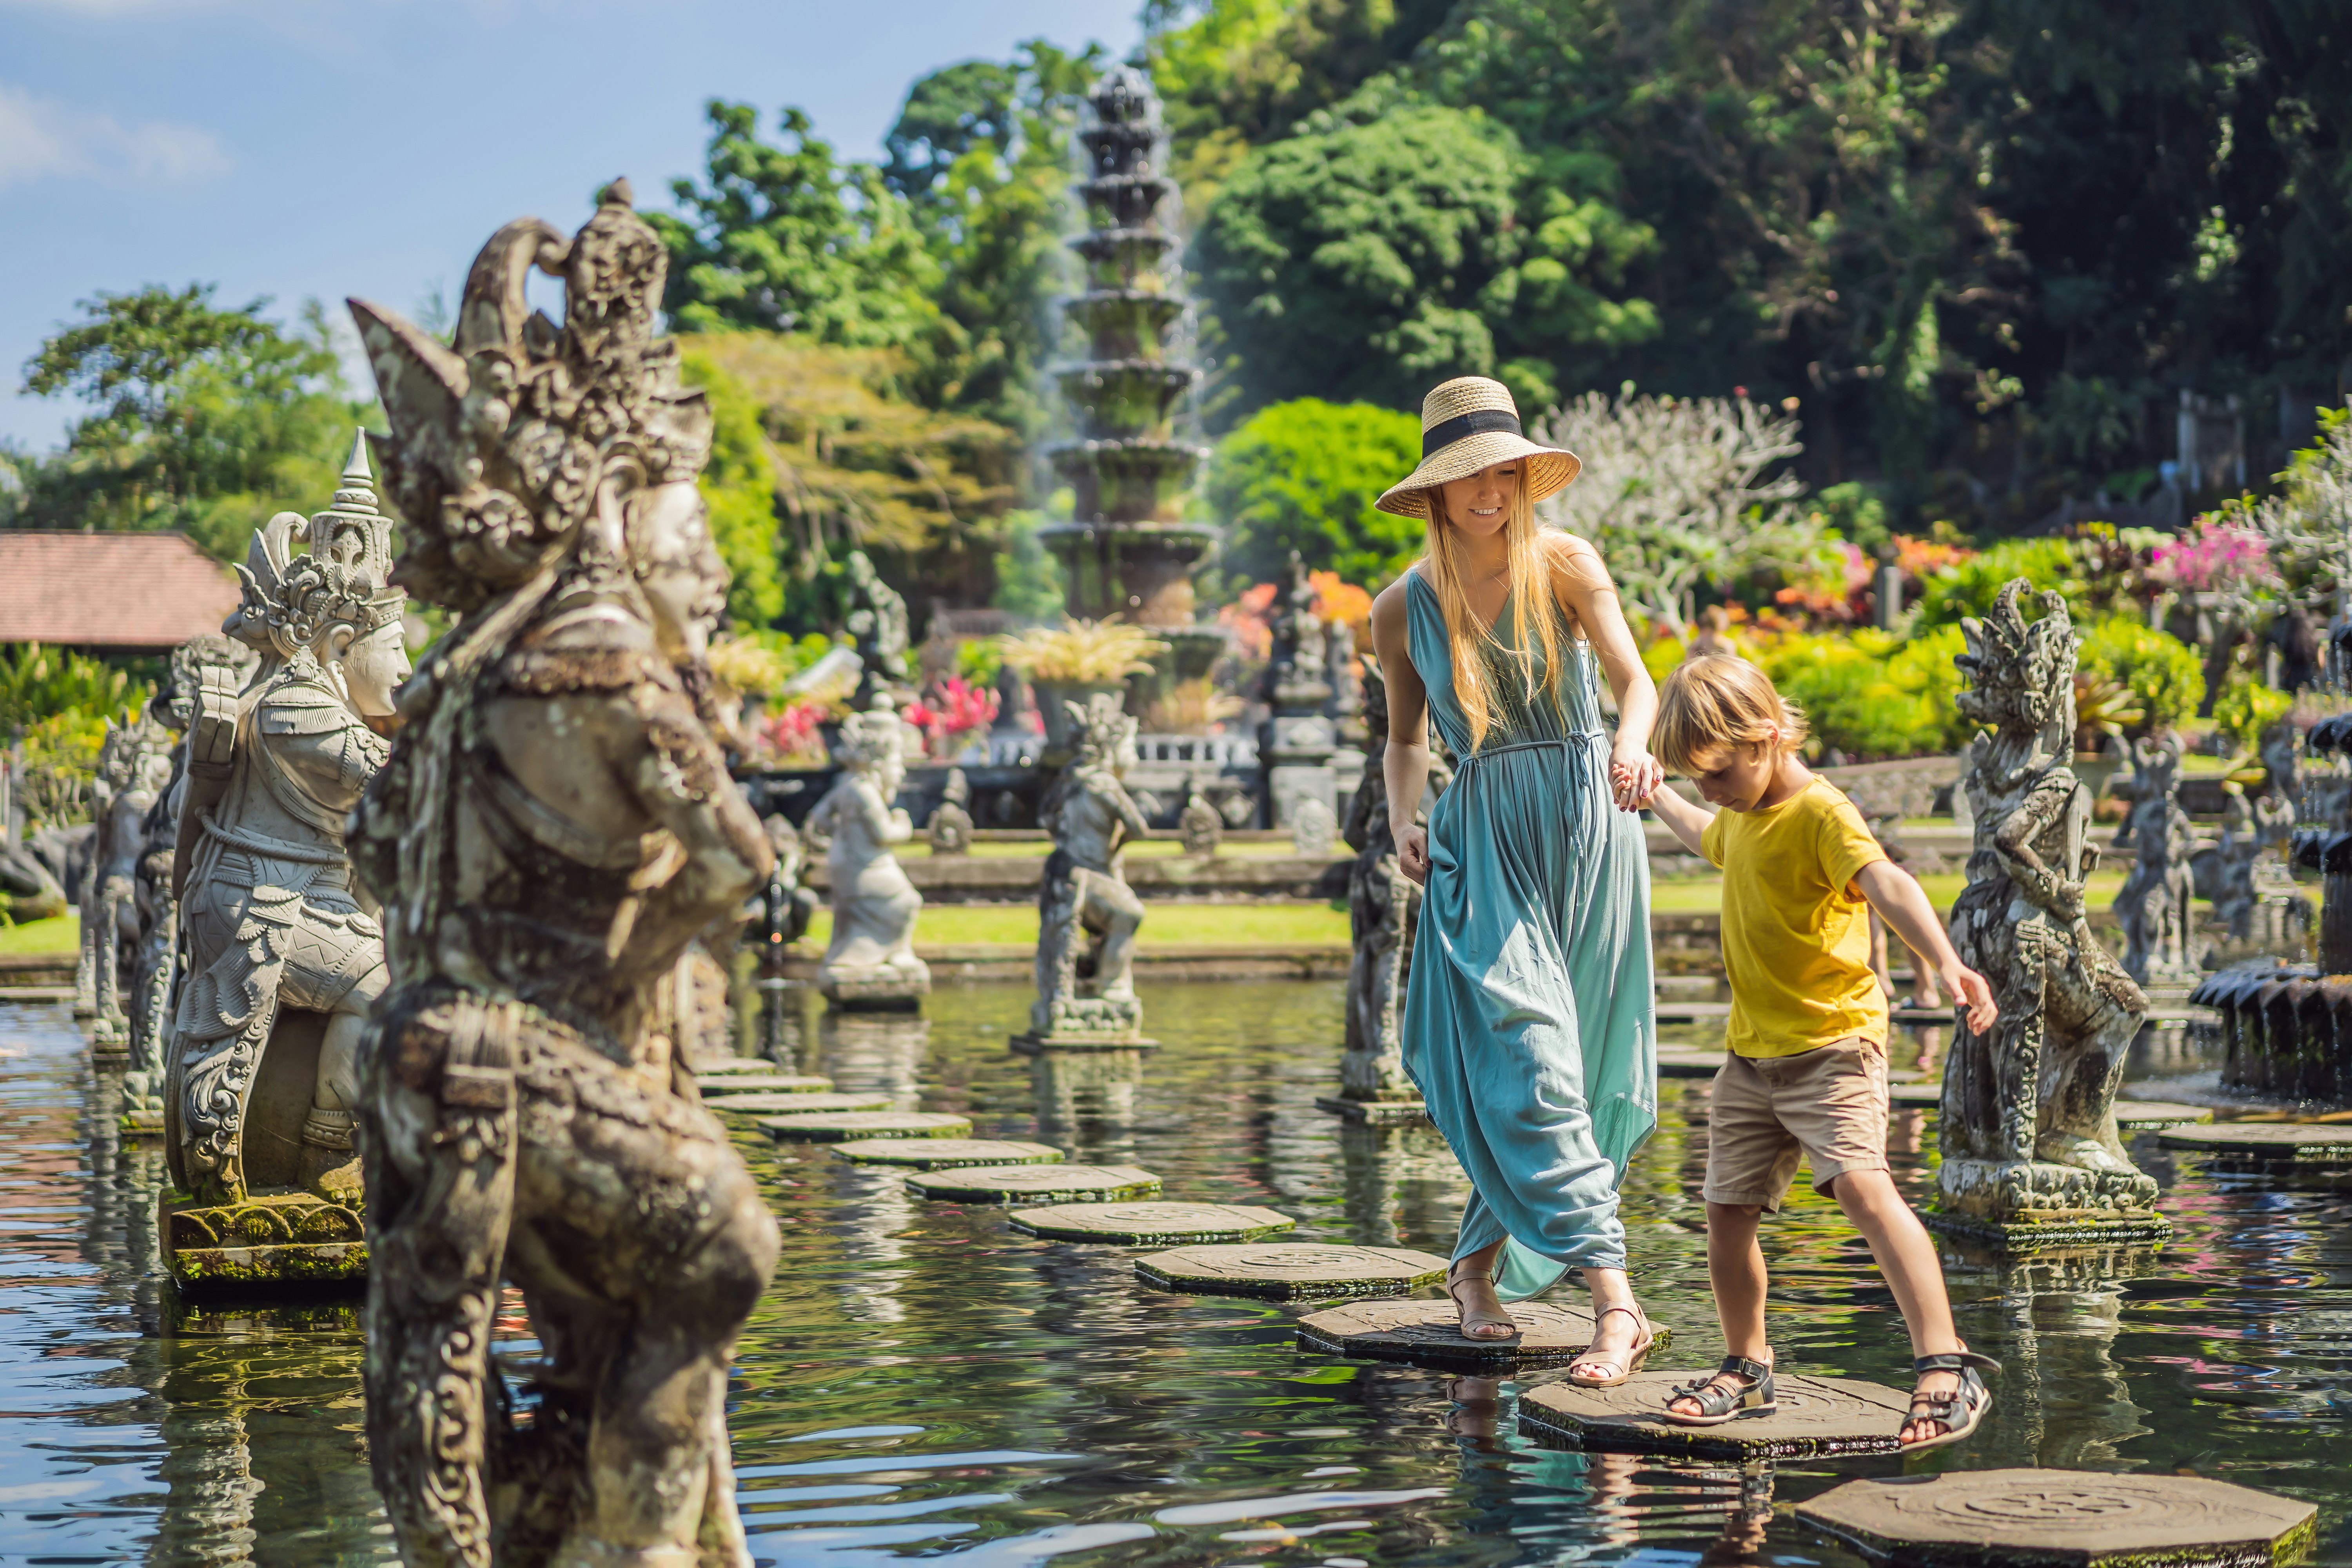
(832, 1138, 1063, 1169)
(906, 1163, 1161, 1204)
(1655, 1047, 1724, 1080)
(710, 1091, 892, 1116)
(2114, 1101, 2214, 1128)
(1296, 1298, 1668, 1371)
(759, 1111, 971, 1142)
(1520, 1372, 1911, 1459)
(1136, 1243, 1447, 1299)
(697, 1074, 834, 1095)
(1007, 1201, 1294, 1244)
(1798, 1469, 2316, 1567)
(693, 1058, 797, 1074)
(2157, 1123, 2352, 1162)
(1890, 1082, 1943, 1106)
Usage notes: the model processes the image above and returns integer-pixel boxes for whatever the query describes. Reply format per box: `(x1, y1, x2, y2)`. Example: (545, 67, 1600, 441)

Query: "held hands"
(1944, 963, 2001, 1036)
(1608, 742, 1663, 812)
(1395, 822, 1430, 885)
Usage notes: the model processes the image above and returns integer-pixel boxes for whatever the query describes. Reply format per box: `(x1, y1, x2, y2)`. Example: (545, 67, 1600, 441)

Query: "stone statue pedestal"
(820, 965, 931, 1011)
(1011, 1029, 1160, 1056)
(1920, 1162, 2171, 1252)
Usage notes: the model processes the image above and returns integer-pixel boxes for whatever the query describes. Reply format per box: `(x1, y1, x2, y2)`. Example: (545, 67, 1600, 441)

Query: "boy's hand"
(1609, 743, 1662, 812)
(1945, 964, 1999, 1035)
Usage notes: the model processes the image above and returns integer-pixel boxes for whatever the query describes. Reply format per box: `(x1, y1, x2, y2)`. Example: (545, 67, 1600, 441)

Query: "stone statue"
(348, 184, 780, 1565)
(807, 703, 929, 1006)
(1291, 796, 1339, 858)
(162, 433, 408, 1242)
(929, 767, 974, 855)
(754, 813, 818, 967)
(2194, 782, 2309, 951)
(2111, 734, 2199, 986)
(1025, 693, 1150, 1045)
(1265, 552, 1328, 697)
(1939, 581, 2160, 1239)
(1328, 618, 1366, 746)
(843, 548, 911, 709)
(76, 711, 176, 1050)
(1336, 662, 1450, 1105)
(1178, 788, 1222, 857)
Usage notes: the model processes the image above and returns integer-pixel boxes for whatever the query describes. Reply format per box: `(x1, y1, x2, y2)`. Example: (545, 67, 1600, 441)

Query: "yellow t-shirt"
(1701, 777, 1889, 1058)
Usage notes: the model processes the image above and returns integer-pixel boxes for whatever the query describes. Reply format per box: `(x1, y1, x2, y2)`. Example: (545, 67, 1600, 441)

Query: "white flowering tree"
(1532, 390, 1818, 634)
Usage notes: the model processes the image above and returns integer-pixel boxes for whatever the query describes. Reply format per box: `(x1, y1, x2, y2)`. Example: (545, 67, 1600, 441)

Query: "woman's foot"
(1446, 1262, 1517, 1341)
(1565, 1305, 1653, 1387)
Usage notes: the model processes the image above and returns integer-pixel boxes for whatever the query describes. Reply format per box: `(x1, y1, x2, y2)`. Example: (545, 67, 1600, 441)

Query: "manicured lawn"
(1651, 868, 2132, 916)
(801, 900, 1352, 951)
(0, 916, 78, 955)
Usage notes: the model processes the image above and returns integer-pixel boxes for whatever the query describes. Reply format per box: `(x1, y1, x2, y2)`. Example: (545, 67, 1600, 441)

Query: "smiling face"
(1436, 462, 1521, 540)
(340, 620, 413, 717)
(1681, 739, 1786, 814)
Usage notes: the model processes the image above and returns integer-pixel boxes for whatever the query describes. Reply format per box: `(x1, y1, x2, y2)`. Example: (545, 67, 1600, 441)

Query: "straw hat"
(1375, 376, 1580, 518)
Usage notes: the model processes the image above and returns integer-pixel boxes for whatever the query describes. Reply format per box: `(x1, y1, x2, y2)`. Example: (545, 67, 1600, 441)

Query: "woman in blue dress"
(1366, 376, 1663, 1387)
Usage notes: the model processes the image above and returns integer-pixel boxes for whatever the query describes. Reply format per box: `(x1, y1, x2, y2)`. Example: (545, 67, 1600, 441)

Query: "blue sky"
(0, 0, 1143, 450)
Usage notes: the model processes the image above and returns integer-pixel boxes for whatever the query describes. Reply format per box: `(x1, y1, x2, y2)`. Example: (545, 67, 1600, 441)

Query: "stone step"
(2158, 1123, 2352, 1162)
(697, 1075, 834, 1096)
(832, 1138, 1063, 1169)
(709, 1091, 893, 1116)
(1295, 1298, 1671, 1372)
(1136, 1242, 1446, 1300)
(1312, 1096, 1427, 1125)
(1007, 1200, 1294, 1244)
(760, 1111, 972, 1142)
(1521, 1371, 1912, 1458)
(906, 1163, 1161, 1205)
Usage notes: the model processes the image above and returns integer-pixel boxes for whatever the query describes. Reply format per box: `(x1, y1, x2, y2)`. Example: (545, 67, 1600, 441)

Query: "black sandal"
(1661, 1356, 1777, 1426)
(1901, 1350, 1998, 1449)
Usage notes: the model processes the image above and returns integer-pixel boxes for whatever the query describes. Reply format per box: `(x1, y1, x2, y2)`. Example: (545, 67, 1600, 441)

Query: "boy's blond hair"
(1654, 655, 1810, 774)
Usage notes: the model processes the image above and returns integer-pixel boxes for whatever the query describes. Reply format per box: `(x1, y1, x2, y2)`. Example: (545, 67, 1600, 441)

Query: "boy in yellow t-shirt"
(1641, 656, 2003, 1450)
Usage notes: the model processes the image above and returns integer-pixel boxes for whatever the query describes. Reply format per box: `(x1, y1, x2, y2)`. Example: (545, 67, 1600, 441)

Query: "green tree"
(2078, 618, 2205, 737)
(680, 347, 786, 629)
(650, 102, 944, 353)
(7, 285, 363, 561)
(1198, 93, 1657, 415)
(1204, 397, 1426, 585)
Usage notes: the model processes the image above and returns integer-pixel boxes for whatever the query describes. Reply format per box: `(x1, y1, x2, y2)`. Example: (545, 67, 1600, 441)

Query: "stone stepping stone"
(1655, 1048, 1724, 1080)
(1296, 1297, 1670, 1371)
(1889, 1082, 1942, 1106)
(2116, 1100, 2214, 1128)
(2158, 1123, 2352, 1162)
(832, 1138, 1064, 1169)
(1520, 1372, 1911, 1458)
(1312, 1096, 1428, 1125)
(697, 1074, 834, 1095)
(907, 1164, 1162, 1205)
(692, 1058, 795, 1074)
(709, 1091, 893, 1116)
(1008, 1201, 1294, 1244)
(759, 1111, 971, 1143)
(1136, 1243, 1447, 1300)
(1798, 1468, 2316, 1568)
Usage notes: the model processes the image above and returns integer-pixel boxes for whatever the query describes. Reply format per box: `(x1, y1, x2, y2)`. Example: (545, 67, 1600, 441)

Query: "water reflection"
(5, 990, 2352, 1564)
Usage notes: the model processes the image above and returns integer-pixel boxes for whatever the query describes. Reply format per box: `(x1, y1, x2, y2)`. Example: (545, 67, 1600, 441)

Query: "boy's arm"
(1644, 785, 1713, 857)
(1854, 860, 2000, 1034)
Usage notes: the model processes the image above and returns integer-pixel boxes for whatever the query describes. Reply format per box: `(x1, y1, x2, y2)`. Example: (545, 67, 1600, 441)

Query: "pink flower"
(2149, 517, 2278, 593)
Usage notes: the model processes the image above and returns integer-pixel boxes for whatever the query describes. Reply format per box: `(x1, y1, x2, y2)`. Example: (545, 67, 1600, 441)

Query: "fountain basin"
(1056, 361, 1196, 440)
(1064, 292, 1187, 362)
(1049, 438, 1211, 523)
(1080, 176, 1174, 231)
(1072, 228, 1176, 290)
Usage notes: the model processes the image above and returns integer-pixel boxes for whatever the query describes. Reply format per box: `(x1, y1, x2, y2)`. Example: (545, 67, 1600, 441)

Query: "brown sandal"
(1446, 1263, 1519, 1342)
(1564, 1305, 1655, 1388)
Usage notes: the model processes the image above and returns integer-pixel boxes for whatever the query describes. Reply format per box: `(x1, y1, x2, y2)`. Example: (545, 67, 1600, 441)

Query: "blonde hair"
(1421, 480, 1568, 751)
(1654, 655, 1809, 775)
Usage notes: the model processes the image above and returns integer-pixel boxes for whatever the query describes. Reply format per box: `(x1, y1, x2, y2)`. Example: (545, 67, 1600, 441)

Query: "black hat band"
(1421, 408, 1523, 458)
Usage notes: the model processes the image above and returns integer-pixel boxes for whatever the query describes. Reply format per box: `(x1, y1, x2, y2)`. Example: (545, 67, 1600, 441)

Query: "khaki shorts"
(1701, 1036, 1889, 1210)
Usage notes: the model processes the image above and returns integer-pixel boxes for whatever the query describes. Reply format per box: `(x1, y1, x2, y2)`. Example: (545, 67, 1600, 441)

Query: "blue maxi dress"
(1401, 570, 1658, 1299)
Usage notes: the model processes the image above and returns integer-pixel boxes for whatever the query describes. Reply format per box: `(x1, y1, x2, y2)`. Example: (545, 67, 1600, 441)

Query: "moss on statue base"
(161, 1189, 368, 1290)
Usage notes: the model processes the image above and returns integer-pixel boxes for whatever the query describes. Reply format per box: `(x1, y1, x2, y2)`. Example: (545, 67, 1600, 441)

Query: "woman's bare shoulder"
(1371, 567, 1424, 628)
(1540, 528, 1612, 587)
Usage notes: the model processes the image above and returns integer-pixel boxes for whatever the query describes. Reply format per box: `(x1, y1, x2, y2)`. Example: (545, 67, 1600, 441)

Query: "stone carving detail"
(928, 767, 974, 855)
(2194, 781, 2308, 951)
(347, 184, 780, 1565)
(76, 710, 177, 1049)
(808, 704, 929, 1005)
(1939, 582, 2160, 1230)
(1260, 552, 1340, 828)
(843, 548, 911, 709)
(1291, 797, 1338, 859)
(1339, 664, 1451, 1103)
(1178, 788, 1222, 857)
(162, 432, 407, 1207)
(2110, 735, 2199, 986)
(1028, 693, 1150, 1042)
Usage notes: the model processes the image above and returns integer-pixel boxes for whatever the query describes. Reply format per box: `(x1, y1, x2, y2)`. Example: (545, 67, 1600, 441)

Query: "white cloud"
(0, 83, 231, 188)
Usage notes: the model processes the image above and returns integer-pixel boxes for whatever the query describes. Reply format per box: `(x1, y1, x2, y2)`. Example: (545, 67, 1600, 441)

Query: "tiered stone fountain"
(1041, 65, 1225, 694)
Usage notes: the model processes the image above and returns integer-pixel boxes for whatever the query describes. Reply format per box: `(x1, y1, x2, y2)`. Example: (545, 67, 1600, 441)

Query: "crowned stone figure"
(808, 702, 930, 1007)
(2111, 734, 2200, 986)
(1938, 581, 2163, 1244)
(161, 432, 409, 1243)
(77, 710, 177, 1052)
(348, 183, 779, 1565)
(1020, 693, 1152, 1049)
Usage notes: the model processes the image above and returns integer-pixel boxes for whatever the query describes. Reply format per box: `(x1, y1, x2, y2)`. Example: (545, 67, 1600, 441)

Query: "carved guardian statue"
(1938, 581, 2162, 1242)
(1023, 693, 1151, 1047)
(348, 182, 779, 1566)
(78, 711, 176, 1051)
(160, 435, 408, 1274)
(2111, 734, 2200, 986)
(1337, 663, 1451, 1106)
(807, 703, 929, 1006)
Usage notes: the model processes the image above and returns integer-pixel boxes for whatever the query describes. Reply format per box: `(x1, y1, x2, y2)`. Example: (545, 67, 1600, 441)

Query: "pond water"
(4, 982, 2350, 1565)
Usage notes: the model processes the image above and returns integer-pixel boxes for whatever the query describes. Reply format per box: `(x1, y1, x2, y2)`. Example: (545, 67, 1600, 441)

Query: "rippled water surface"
(4, 983, 2351, 1565)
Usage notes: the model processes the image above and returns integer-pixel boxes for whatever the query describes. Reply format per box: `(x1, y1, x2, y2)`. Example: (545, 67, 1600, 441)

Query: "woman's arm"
(1546, 534, 1661, 811)
(1369, 575, 1434, 885)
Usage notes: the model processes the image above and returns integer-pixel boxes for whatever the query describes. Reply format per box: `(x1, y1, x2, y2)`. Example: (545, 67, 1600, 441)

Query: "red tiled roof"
(0, 531, 242, 649)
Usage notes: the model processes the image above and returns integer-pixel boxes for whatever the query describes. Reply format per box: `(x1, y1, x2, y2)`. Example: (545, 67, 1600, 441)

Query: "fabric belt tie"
(1459, 731, 1607, 765)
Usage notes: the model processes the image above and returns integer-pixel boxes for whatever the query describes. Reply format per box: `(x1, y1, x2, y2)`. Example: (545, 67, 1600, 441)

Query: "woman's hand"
(1609, 742, 1662, 813)
(1396, 822, 1430, 885)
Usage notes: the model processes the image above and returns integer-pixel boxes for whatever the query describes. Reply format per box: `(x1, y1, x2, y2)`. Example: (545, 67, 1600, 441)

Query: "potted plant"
(995, 617, 1169, 756)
